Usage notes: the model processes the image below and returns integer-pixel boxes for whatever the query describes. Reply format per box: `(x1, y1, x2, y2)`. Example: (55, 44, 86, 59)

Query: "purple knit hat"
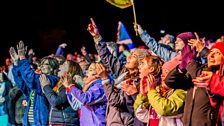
(176, 32, 196, 45)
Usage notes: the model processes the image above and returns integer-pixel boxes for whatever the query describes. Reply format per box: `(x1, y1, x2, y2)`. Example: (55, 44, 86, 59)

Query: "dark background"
(0, 0, 223, 65)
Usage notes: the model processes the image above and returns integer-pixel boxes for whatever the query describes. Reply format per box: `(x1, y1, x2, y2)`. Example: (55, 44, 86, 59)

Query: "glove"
(179, 45, 196, 71)
(9, 47, 19, 66)
(17, 40, 27, 60)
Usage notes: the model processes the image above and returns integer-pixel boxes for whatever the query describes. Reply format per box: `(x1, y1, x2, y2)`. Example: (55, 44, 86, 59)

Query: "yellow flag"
(106, 0, 132, 9)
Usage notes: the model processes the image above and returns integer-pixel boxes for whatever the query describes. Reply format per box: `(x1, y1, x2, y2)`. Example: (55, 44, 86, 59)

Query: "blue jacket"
(12, 59, 59, 126)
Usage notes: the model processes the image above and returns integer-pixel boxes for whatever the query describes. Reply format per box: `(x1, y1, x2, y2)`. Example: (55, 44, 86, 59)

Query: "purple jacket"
(67, 79, 107, 126)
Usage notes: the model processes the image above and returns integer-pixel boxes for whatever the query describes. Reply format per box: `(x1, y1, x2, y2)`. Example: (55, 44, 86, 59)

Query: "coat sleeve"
(210, 74, 224, 96)
(43, 85, 68, 108)
(147, 89, 187, 116)
(12, 64, 30, 96)
(94, 36, 124, 77)
(134, 94, 148, 112)
(139, 31, 178, 62)
(17, 59, 40, 89)
(164, 65, 194, 90)
(102, 81, 125, 107)
(66, 92, 82, 110)
(67, 82, 106, 105)
(55, 45, 64, 56)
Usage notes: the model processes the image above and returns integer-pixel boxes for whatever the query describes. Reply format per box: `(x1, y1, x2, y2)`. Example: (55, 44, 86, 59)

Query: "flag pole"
(131, 0, 138, 35)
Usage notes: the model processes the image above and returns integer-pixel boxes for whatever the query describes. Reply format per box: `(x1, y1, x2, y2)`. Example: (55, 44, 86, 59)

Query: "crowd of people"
(0, 17, 224, 126)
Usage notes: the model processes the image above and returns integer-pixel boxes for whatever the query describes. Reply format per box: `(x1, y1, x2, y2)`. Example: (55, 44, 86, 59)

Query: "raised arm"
(87, 18, 124, 76)
(66, 80, 106, 105)
(134, 23, 178, 62)
(55, 43, 67, 56)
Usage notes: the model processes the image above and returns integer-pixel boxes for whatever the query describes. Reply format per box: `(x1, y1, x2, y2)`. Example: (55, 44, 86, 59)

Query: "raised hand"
(39, 74, 51, 91)
(28, 48, 35, 56)
(9, 47, 19, 65)
(87, 18, 100, 37)
(133, 23, 144, 35)
(139, 74, 157, 96)
(140, 74, 156, 95)
(17, 40, 27, 60)
(192, 71, 213, 88)
(120, 79, 138, 95)
(140, 76, 149, 96)
(73, 75, 84, 85)
(95, 63, 108, 80)
(61, 73, 73, 88)
(81, 46, 87, 55)
(188, 32, 205, 53)
(59, 43, 67, 48)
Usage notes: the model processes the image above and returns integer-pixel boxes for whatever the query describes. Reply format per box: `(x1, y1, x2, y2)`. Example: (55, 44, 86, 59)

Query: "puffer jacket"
(43, 85, 79, 125)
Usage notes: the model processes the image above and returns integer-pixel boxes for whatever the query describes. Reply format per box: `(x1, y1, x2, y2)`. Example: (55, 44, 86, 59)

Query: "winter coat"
(165, 61, 219, 126)
(67, 79, 107, 126)
(43, 85, 79, 125)
(12, 59, 59, 126)
(94, 37, 146, 126)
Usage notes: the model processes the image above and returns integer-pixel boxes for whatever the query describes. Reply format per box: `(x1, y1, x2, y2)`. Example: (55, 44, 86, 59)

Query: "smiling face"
(40, 59, 53, 75)
(207, 48, 224, 67)
(83, 63, 98, 83)
(58, 61, 69, 78)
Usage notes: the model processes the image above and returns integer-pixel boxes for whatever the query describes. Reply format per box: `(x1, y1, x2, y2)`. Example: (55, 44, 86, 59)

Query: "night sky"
(0, 0, 223, 65)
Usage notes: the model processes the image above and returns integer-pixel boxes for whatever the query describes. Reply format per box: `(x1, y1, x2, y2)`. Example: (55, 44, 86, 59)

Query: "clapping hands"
(61, 73, 73, 88)
(140, 74, 156, 96)
(95, 63, 108, 80)
(39, 74, 51, 91)
(192, 71, 213, 88)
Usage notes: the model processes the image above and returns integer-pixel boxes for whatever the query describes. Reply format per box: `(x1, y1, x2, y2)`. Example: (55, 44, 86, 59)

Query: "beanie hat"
(132, 48, 150, 65)
(176, 32, 195, 45)
(209, 42, 224, 55)
(162, 55, 181, 72)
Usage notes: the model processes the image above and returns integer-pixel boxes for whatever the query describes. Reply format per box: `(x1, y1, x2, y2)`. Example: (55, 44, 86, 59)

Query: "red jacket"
(209, 62, 224, 126)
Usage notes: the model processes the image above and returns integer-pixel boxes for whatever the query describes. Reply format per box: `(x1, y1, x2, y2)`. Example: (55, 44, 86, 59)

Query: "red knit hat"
(209, 42, 224, 55)
(138, 45, 147, 49)
(176, 32, 195, 45)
